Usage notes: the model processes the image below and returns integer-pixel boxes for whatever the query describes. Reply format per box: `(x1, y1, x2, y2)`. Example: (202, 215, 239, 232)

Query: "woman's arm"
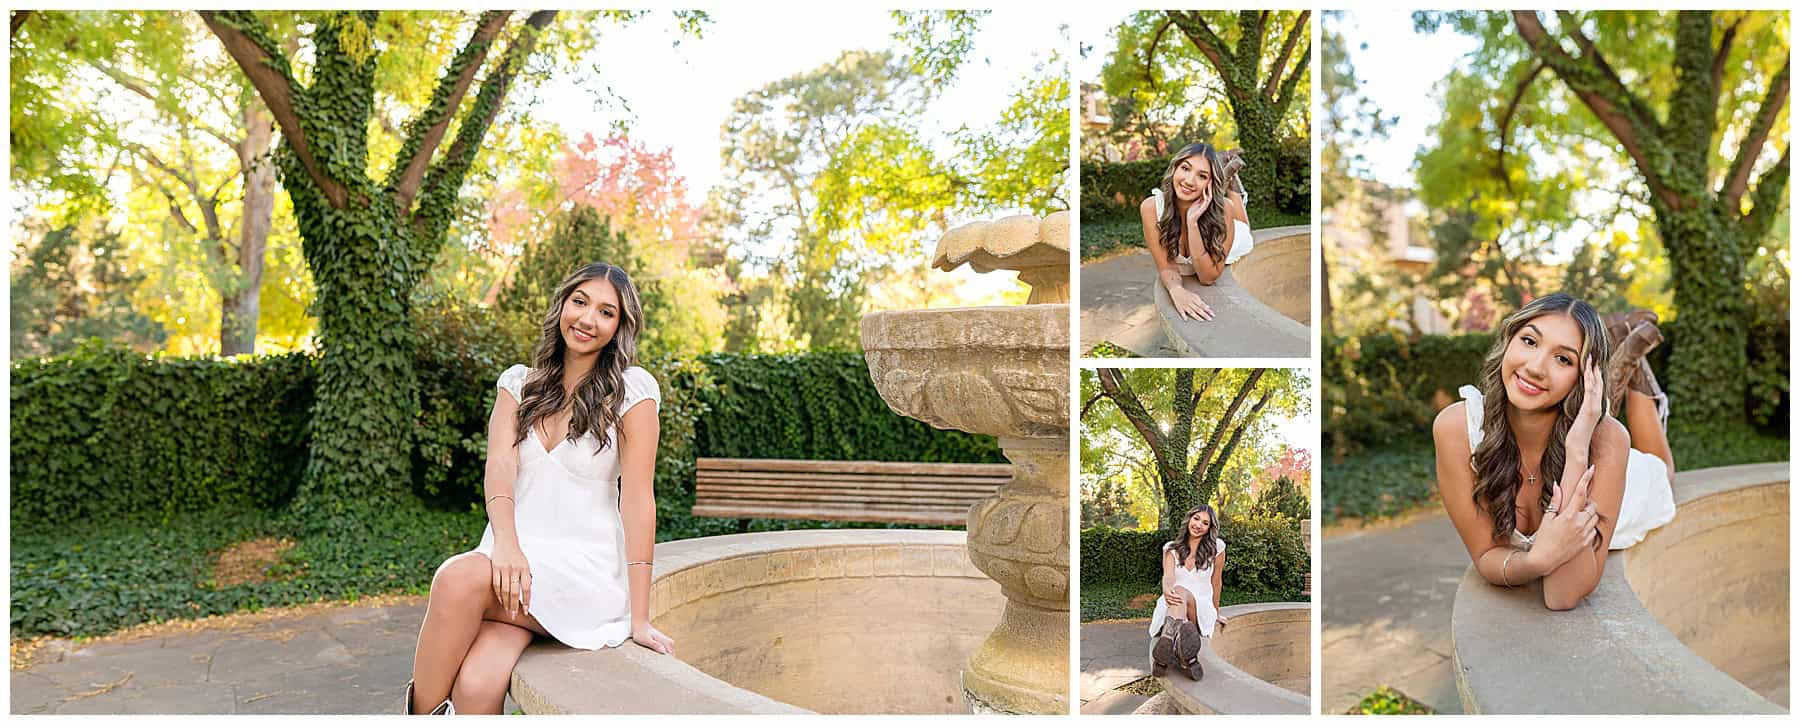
(1184, 192, 1244, 285)
(1160, 547, 1177, 594)
(617, 398, 662, 638)
(1541, 418, 1628, 610)
(1142, 198, 1213, 321)
(1434, 403, 1557, 586)
(485, 388, 529, 613)
(1210, 550, 1225, 612)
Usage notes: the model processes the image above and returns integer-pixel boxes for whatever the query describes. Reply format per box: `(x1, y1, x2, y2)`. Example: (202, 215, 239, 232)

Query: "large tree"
(1108, 10, 1311, 217)
(1419, 11, 1788, 425)
(12, 12, 285, 355)
(199, 10, 559, 519)
(1081, 368, 1308, 537)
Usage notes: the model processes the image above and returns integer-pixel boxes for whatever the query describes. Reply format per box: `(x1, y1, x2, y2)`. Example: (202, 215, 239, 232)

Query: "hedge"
(10, 341, 1001, 532)
(1323, 316, 1790, 453)
(1080, 517, 1308, 598)
(1079, 133, 1310, 224)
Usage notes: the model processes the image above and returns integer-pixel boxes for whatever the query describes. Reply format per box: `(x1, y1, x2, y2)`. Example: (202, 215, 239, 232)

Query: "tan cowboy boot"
(1607, 319, 1663, 414)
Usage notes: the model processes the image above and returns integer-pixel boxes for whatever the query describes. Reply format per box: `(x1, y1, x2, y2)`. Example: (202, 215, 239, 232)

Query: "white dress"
(1149, 188, 1256, 274)
(1458, 385, 1674, 550)
(470, 363, 661, 649)
(1147, 539, 1227, 638)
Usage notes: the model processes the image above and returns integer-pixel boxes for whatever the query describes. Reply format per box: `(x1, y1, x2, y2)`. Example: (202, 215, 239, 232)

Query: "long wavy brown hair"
(1168, 504, 1222, 570)
(1469, 292, 1609, 545)
(512, 263, 644, 454)
(1156, 143, 1231, 267)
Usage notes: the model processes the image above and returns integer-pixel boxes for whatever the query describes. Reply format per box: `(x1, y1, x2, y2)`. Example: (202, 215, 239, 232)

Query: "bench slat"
(695, 476, 1005, 491)
(698, 470, 1011, 486)
(696, 457, 1010, 476)
(692, 503, 971, 526)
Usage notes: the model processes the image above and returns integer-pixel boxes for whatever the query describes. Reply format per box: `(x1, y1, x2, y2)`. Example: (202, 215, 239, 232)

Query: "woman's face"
(1171, 153, 1212, 203)
(559, 276, 622, 354)
(1187, 510, 1212, 538)
(1501, 312, 1583, 412)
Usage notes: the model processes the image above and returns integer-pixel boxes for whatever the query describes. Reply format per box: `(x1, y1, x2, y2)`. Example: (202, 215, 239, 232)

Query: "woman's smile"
(1513, 371, 1547, 397)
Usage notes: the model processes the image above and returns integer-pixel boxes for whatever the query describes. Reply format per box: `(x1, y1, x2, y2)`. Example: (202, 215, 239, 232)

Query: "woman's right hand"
(491, 540, 533, 616)
(1171, 287, 1214, 322)
(1529, 465, 1601, 568)
(1164, 588, 1187, 608)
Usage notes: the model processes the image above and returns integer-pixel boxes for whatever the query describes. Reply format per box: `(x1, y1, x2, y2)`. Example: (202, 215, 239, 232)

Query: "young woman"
(1139, 143, 1255, 322)
(1148, 504, 1229, 677)
(1433, 293, 1676, 611)
(404, 263, 675, 715)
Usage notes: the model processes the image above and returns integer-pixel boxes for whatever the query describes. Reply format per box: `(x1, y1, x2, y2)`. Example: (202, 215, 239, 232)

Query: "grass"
(1250, 209, 1311, 231)
(1324, 419, 1789, 528)
(1080, 217, 1143, 261)
(1080, 579, 1302, 623)
(1347, 686, 1436, 714)
(1087, 341, 1139, 358)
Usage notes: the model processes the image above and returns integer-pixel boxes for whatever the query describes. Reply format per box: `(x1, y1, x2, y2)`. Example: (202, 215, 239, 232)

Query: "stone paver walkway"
(1321, 511, 1469, 714)
(9, 598, 517, 715)
(1079, 619, 1153, 715)
(1079, 224, 1307, 357)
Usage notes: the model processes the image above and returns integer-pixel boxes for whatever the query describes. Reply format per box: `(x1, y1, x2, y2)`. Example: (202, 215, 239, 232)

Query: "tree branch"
(1199, 389, 1274, 496)
(1495, 61, 1547, 192)
(1264, 10, 1309, 101)
(410, 10, 556, 242)
(1166, 11, 1240, 102)
(1096, 368, 1178, 482)
(1141, 15, 1175, 90)
(1513, 11, 1678, 209)
(88, 60, 241, 154)
(1273, 38, 1310, 120)
(1740, 146, 1789, 243)
(1722, 59, 1789, 213)
(1187, 369, 1265, 485)
(1079, 391, 1105, 419)
(200, 10, 346, 208)
(389, 10, 512, 215)
(11, 10, 31, 39)
(1711, 13, 1744, 98)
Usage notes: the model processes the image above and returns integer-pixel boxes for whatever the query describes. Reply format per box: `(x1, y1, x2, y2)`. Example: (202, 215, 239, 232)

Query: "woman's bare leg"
(450, 621, 537, 714)
(1169, 586, 1195, 621)
(1624, 387, 1675, 481)
(409, 553, 498, 712)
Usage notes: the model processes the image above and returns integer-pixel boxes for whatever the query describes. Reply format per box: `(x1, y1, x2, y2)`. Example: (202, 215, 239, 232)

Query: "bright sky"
(531, 8, 1063, 218)
(519, 9, 1064, 303)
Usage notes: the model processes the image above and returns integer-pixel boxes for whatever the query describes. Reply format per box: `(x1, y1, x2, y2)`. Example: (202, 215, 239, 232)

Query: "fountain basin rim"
(1450, 462, 1789, 714)
(861, 304, 1070, 351)
(511, 529, 978, 714)
(1157, 601, 1311, 715)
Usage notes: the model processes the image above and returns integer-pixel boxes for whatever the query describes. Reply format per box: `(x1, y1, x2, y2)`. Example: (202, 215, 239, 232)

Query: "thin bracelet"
(1500, 549, 1518, 587)
(486, 494, 514, 505)
(627, 561, 652, 567)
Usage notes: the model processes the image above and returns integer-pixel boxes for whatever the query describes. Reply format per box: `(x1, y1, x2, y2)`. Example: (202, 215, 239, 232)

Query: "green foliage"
(1080, 159, 1164, 223)
(1078, 579, 1297, 623)
(10, 340, 314, 529)
(1086, 340, 1140, 359)
(1079, 518, 1309, 599)
(1250, 476, 1309, 524)
(10, 223, 167, 358)
(1349, 686, 1436, 715)
(1321, 436, 1436, 525)
(10, 504, 485, 639)
(1079, 217, 1145, 262)
(692, 352, 1003, 464)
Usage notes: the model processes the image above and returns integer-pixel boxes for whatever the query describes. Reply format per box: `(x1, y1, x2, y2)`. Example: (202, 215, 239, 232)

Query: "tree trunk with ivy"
(201, 10, 557, 520)
(1156, 10, 1310, 219)
(1512, 10, 1788, 425)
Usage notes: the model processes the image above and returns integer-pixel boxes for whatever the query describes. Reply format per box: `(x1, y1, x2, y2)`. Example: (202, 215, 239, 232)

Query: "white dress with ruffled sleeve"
(471, 363, 661, 649)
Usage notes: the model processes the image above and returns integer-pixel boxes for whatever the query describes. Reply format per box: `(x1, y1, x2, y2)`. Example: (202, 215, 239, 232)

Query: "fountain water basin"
(1452, 463, 1789, 714)
(510, 530, 1003, 714)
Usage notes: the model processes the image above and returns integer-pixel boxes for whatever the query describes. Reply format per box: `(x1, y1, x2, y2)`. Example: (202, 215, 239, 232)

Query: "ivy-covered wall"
(9, 342, 1001, 532)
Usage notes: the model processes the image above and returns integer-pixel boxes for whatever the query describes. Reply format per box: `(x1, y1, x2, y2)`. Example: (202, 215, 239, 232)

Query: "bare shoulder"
(1592, 415, 1629, 460)
(1139, 195, 1159, 220)
(1433, 401, 1471, 450)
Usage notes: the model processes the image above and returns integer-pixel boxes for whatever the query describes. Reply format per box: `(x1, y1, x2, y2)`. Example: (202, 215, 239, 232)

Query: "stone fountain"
(860, 211, 1071, 714)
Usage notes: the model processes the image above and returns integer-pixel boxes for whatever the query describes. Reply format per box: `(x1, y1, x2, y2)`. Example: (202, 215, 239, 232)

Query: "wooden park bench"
(692, 457, 1013, 526)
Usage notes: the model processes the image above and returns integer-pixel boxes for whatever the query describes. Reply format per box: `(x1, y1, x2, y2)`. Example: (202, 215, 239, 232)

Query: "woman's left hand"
(631, 621, 675, 655)
(1565, 359, 1604, 462)
(1215, 614, 1229, 630)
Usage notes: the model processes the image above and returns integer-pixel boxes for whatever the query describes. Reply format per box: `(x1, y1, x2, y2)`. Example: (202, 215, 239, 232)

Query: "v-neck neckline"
(532, 421, 571, 456)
